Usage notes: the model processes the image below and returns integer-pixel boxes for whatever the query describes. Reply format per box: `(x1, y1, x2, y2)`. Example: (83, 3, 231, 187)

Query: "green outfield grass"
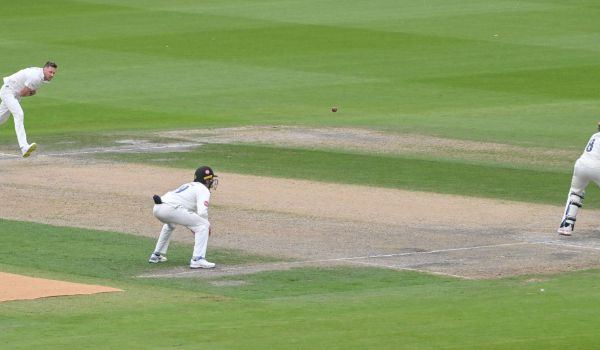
(3, 0, 600, 348)
(2, 219, 600, 349)
(2, 0, 600, 145)
(2, 0, 600, 206)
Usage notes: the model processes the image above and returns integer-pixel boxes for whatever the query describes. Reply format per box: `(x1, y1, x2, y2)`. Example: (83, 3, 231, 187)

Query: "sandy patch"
(0, 272, 122, 302)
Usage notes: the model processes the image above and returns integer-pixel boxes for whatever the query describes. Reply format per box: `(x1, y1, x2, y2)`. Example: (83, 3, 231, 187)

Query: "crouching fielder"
(149, 166, 218, 268)
(558, 123, 600, 236)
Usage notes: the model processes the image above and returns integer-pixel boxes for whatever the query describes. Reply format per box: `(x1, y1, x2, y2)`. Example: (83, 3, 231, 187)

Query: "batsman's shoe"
(148, 253, 168, 263)
(21, 143, 37, 158)
(557, 224, 574, 236)
(190, 257, 215, 269)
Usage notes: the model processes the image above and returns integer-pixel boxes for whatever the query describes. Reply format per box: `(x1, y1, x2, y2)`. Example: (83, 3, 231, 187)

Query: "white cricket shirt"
(161, 182, 211, 219)
(3, 67, 46, 93)
(579, 132, 600, 164)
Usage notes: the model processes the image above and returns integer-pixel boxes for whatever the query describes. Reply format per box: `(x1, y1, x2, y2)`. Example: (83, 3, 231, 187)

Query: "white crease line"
(142, 239, 600, 279)
(317, 241, 532, 262)
(539, 240, 600, 251)
(0, 152, 18, 158)
(139, 259, 351, 278)
(0, 144, 201, 159)
(43, 144, 200, 157)
(139, 241, 534, 279)
(350, 259, 474, 279)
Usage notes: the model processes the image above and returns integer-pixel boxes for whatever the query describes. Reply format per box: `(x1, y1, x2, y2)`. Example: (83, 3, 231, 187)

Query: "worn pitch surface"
(2, 151, 600, 280)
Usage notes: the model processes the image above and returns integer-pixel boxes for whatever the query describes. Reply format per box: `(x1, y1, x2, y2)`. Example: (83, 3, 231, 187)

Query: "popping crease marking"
(44, 144, 199, 156)
(540, 240, 600, 251)
(351, 260, 474, 279)
(326, 241, 532, 261)
(0, 144, 201, 160)
(138, 242, 536, 278)
(0, 152, 19, 158)
(139, 239, 600, 279)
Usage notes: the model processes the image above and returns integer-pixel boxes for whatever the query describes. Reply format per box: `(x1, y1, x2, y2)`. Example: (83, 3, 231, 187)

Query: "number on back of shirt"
(587, 138, 596, 152)
(175, 185, 190, 193)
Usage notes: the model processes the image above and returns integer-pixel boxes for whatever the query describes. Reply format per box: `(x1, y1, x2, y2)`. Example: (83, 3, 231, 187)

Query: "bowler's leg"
(0, 101, 11, 125)
(1, 94, 28, 149)
(11, 104, 28, 150)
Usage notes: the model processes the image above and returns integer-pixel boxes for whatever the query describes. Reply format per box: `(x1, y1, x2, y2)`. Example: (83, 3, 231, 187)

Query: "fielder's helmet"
(194, 166, 218, 189)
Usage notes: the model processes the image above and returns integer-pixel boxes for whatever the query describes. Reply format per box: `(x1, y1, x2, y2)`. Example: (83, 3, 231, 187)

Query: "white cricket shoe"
(190, 257, 215, 269)
(557, 225, 573, 236)
(148, 253, 168, 263)
(21, 143, 37, 158)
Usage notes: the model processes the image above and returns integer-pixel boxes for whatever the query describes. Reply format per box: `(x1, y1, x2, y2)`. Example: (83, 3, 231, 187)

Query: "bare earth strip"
(160, 126, 579, 171)
(3, 153, 600, 280)
(0, 272, 122, 302)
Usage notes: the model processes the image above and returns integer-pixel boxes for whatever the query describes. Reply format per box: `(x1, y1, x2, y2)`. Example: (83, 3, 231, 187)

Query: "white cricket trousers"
(0, 85, 29, 149)
(560, 157, 600, 226)
(570, 158, 600, 194)
(152, 204, 210, 259)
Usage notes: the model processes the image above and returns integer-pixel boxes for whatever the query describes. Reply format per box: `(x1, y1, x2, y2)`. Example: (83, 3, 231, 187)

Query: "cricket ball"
(331, 107, 338, 112)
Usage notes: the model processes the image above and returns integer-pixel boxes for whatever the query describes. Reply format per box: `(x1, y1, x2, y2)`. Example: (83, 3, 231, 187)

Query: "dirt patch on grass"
(160, 126, 578, 170)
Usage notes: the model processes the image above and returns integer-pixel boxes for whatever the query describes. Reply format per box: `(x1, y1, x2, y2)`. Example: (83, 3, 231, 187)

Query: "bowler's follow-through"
(0, 61, 58, 157)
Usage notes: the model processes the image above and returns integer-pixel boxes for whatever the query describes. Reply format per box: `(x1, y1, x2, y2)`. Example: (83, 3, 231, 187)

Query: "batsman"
(558, 122, 600, 236)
